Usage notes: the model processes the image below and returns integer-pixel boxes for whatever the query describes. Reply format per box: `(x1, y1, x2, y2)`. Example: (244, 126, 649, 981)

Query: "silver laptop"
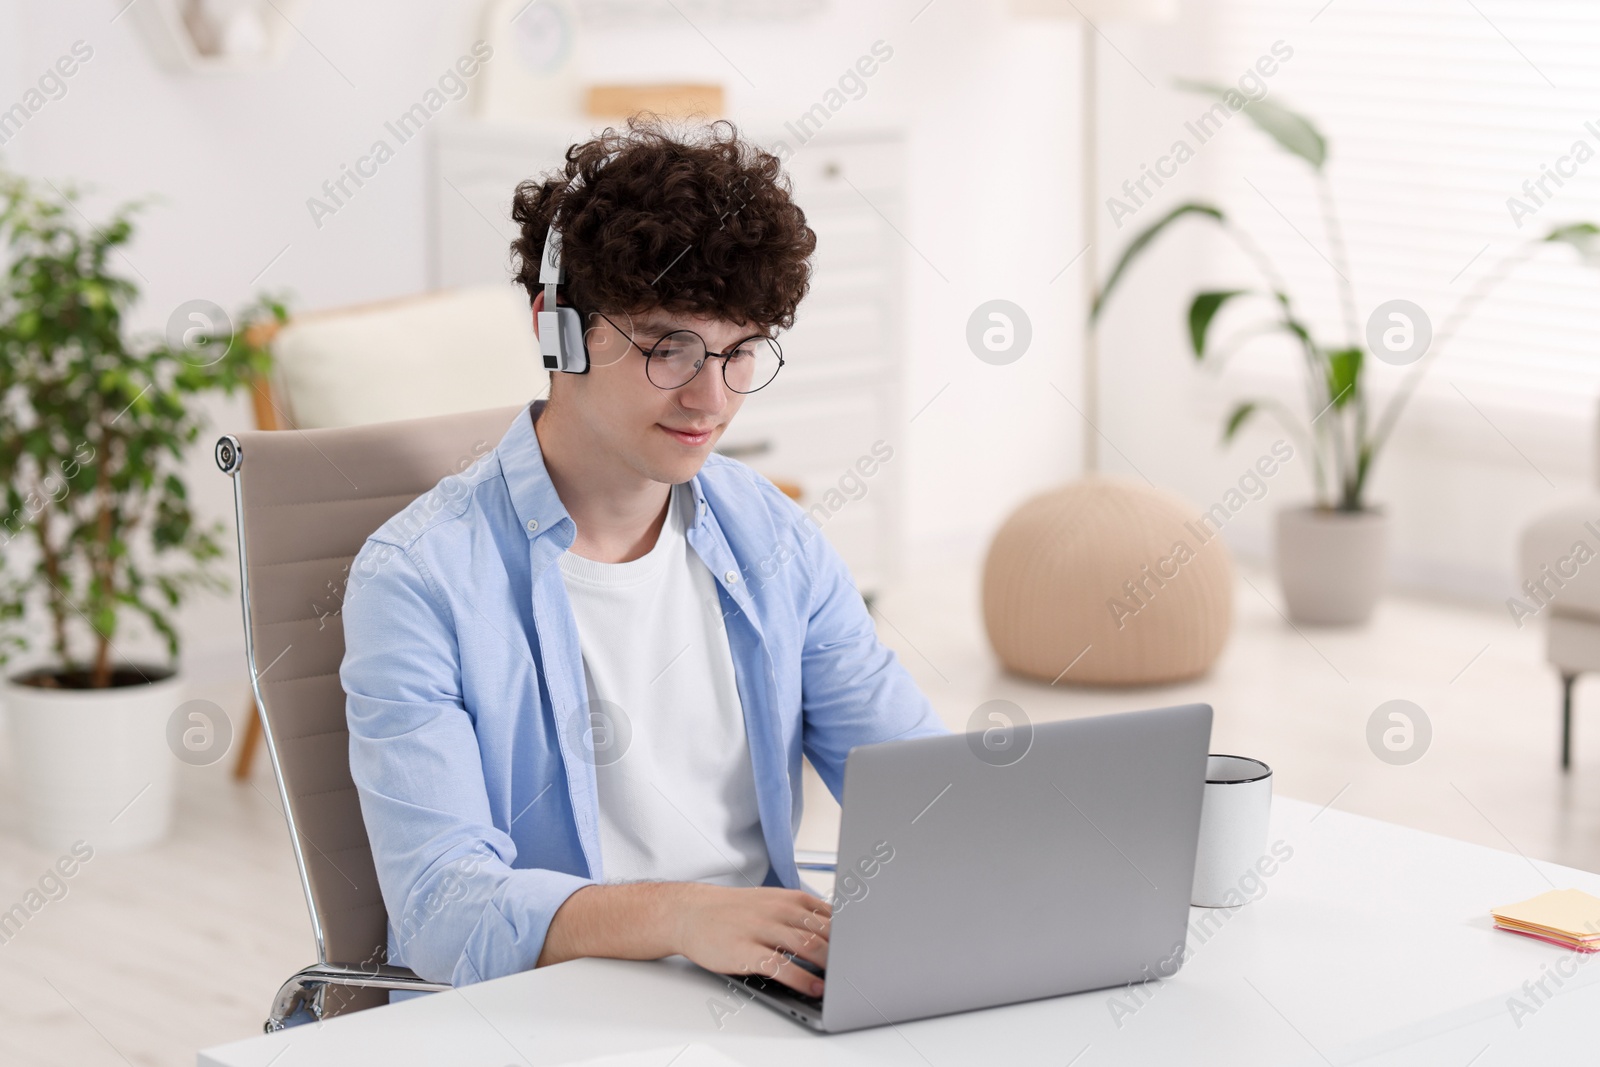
(717, 702, 1213, 1033)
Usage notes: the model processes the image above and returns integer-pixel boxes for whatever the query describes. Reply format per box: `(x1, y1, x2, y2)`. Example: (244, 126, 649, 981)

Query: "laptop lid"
(821, 703, 1213, 1032)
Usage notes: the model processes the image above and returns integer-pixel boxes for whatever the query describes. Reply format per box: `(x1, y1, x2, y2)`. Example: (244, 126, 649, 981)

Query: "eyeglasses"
(588, 309, 784, 394)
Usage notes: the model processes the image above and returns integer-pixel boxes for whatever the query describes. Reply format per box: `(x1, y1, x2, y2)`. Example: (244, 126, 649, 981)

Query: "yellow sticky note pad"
(1492, 888, 1600, 940)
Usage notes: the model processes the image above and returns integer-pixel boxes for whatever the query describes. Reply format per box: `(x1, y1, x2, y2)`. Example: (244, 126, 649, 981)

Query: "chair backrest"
(217, 402, 528, 968)
(266, 285, 548, 430)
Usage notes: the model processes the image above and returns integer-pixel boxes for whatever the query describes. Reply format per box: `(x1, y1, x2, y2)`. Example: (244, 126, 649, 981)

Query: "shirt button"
(724, 569, 739, 584)
(526, 519, 539, 532)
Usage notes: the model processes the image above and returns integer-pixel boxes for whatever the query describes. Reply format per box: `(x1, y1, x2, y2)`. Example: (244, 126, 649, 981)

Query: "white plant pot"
(1274, 504, 1389, 626)
(2, 663, 182, 852)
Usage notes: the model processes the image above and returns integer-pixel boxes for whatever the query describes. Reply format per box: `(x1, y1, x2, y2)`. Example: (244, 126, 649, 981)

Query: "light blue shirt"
(340, 399, 948, 990)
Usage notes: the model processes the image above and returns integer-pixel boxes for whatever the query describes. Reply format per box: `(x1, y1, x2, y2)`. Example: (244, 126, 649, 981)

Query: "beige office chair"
(218, 402, 528, 1030)
(219, 401, 835, 1032)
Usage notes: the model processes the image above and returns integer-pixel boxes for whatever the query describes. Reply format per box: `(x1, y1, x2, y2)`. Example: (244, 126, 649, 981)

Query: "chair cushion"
(1550, 614, 1600, 674)
(271, 285, 548, 429)
(1519, 498, 1600, 622)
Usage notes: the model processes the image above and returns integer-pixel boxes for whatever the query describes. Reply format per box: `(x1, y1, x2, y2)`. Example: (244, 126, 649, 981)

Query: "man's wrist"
(654, 880, 688, 958)
(541, 879, 694, 967)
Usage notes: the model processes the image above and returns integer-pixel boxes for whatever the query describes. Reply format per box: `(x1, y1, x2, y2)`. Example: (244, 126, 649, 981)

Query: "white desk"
(198, 798, 1600, 1066)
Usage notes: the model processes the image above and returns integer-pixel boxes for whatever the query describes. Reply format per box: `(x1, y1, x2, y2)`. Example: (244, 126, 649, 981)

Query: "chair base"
(267, 963, 450, 1032)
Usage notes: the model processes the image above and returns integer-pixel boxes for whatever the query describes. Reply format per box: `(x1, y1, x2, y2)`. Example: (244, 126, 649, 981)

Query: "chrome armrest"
(267, 963, 450, 1032)
(795, 849, 837, 872)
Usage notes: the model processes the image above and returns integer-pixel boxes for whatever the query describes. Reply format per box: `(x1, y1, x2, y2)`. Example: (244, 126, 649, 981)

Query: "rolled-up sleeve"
(341, 537, 594, 986)
(792, 507, 950, 799)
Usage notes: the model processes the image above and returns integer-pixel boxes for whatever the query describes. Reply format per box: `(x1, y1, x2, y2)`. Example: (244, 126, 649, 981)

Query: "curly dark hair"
(510, 115, 817, 331)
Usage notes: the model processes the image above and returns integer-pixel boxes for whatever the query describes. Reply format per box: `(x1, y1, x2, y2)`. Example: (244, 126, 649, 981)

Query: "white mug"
(1190, 754, 1272, 908)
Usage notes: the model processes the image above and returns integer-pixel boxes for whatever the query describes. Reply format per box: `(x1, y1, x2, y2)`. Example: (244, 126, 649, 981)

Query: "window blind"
(1201, 0, 1600, 411)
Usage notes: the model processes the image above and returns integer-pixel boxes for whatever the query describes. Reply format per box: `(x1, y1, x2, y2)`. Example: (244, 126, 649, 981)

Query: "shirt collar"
(497, 398, 712, 546)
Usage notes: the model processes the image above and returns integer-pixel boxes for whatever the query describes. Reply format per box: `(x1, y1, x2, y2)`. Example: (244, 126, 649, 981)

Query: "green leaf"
(1093, 202, 1225, 321)
(1281, 317, 1312, 346)
(1188, 290, 1249, 359)
(1223, 401, 1257, 443)
(1545, 222, 1598, 243)
(1325, 346, 1363, 409)
(1545, 222, 1600, 266)
(1177, 80, 1327, 170)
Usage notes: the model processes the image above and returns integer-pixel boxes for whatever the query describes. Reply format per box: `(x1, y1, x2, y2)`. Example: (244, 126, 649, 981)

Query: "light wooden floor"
(1, 558, 1595, 1066)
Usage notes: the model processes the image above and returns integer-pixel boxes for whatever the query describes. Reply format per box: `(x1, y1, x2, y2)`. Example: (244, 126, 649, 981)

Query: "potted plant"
(0, 169, 284, 850)
(1092, 85, 1599, 625)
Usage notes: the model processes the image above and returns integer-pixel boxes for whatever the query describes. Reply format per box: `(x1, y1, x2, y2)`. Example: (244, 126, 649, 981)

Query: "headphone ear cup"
(554, 305, 588, 373)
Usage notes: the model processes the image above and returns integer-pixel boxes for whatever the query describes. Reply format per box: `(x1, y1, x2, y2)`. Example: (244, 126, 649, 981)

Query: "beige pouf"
(982, 476, 1234, 686)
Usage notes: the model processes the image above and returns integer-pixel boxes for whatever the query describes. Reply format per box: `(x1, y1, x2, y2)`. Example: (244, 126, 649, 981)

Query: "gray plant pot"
(1274, 504, 1389, 625)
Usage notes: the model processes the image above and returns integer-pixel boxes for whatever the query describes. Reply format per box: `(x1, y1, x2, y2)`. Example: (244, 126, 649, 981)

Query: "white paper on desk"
(556, 1044, 747, 1067)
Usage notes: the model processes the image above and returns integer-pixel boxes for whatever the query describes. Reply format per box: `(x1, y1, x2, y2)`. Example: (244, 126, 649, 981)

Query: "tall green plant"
(1093, 84, 1600, 512)
(0, 170, 286, 687)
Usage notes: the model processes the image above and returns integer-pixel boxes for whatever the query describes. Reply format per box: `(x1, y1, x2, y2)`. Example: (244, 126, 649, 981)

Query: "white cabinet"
(429, 118, 908, 596)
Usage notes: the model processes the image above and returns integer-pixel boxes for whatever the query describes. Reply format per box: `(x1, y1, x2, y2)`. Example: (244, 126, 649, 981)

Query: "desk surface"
(198, 798, 1600, 1066)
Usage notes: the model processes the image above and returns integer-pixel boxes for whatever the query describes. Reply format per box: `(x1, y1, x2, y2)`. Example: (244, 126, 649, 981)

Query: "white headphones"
(537, 220, 591, 375)
(537, 152, 627, 375)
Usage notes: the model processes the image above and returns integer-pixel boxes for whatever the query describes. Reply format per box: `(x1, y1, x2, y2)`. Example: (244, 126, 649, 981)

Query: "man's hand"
(671, 884, 832, 998)
(536, 880, 832, 998)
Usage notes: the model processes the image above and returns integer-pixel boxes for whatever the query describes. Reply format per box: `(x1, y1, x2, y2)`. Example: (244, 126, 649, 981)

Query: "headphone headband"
(537, 153, 617, 375)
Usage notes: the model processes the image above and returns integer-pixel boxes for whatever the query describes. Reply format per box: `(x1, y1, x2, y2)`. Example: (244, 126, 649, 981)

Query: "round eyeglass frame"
(586, 308, 785, 394)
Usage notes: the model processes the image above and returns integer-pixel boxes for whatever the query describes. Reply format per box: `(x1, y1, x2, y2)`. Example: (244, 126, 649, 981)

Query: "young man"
(340, 118, 947, 1005)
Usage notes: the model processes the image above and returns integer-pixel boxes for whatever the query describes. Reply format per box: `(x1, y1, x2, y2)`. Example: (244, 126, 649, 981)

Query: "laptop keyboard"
(728, 972, 824, 1011)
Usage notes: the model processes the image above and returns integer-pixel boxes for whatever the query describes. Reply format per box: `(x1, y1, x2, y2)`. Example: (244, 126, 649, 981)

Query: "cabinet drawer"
(771, 134, 904, 204)
(784, 284, 888, 354)
(717, 389, 888, 478)
(808, 210, 886, 271)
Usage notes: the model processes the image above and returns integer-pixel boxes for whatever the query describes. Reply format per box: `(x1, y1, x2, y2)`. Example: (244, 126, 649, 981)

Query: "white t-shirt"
(556, 481, 771, 888)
